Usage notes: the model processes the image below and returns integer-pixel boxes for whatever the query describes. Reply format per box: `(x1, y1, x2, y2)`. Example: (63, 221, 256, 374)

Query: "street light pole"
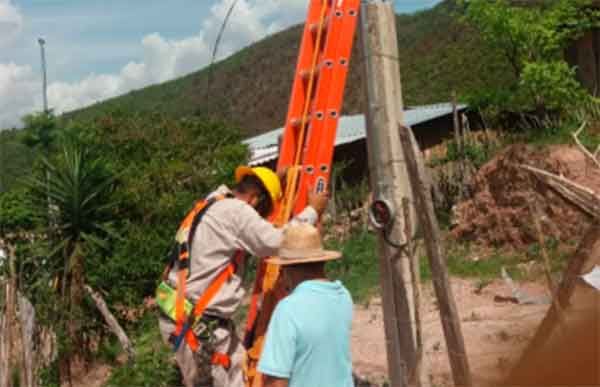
(38, 38, 48, 113)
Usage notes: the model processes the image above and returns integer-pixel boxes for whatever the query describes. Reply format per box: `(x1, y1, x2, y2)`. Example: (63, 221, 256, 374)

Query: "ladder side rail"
(292, 1, 347, 214)
(294, 0, 361, 214)
(313, 0, 361, 188)
(278, 0, 323, 168)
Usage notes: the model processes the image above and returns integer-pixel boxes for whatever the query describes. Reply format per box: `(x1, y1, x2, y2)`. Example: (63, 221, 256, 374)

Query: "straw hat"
(267, 224, 341, 266)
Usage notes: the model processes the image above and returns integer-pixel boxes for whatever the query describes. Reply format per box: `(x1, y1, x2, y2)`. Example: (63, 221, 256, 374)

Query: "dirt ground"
(453, 145, 600, 248)
(69, 275, 594, 387)
(351, 278, 550, 386)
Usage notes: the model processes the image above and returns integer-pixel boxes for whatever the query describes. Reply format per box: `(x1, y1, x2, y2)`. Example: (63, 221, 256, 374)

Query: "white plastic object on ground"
(581, 265, 600, 291)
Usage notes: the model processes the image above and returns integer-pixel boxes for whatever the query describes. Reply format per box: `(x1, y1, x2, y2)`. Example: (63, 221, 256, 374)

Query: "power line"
(205, 0, 239, 113)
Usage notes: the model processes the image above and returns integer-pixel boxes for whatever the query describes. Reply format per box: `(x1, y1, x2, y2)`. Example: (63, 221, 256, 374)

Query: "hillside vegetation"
(68, 0, 513, 136)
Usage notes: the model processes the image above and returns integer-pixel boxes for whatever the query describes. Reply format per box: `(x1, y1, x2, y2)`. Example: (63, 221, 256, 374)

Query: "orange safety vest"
(161, 194, 244, 368)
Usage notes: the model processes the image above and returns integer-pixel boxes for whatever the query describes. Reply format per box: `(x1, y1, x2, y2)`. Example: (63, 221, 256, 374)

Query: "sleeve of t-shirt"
(257, 301, 297, 378)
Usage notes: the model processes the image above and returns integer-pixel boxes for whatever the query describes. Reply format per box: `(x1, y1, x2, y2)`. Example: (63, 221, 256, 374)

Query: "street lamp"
(38, 37, 48, 113)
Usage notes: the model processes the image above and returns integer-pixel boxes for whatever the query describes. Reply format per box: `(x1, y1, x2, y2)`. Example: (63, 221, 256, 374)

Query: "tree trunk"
(64, 242, 86, 385)
(566, 29, 600, 96)
(58, 243, 75, 387)
(0, 244, 17, 387)
(0, 283, 9, 387)
(19, 295, 37, 387)
(84, 285, 136, 362)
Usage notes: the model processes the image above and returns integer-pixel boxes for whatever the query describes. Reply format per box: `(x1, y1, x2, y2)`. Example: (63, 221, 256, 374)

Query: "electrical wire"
(205, 0, 240, 112)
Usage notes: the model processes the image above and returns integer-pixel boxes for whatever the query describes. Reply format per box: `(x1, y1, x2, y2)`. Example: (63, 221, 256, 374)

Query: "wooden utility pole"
(399, 126, 472, 386)
(360, 2, 417, 386)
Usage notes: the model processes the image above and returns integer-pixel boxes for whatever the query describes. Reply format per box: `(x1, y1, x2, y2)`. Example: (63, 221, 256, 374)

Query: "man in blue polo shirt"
(258, 224, 354, 387)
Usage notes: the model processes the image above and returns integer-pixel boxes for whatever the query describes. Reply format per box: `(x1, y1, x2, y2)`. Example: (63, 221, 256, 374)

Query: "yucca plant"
(27, 139, 116, 381)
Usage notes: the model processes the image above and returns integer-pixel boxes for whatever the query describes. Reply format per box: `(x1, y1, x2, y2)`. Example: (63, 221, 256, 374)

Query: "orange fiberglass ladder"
(244, 0, 361, 385)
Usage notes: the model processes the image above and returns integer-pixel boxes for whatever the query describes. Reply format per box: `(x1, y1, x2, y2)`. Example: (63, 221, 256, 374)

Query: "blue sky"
(7, 1, 215, 81)
(0, 0, 442, 127)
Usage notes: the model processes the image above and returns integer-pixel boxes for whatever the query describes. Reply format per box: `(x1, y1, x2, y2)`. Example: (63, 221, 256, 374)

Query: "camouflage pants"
(158, 315, 245, 387)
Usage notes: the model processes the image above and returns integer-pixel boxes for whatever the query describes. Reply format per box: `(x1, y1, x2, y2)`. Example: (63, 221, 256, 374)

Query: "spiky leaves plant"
(27, 140, 115, 380)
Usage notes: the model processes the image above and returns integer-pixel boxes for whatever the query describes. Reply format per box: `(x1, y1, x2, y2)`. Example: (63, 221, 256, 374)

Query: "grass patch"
(325, 229, 380, 304)
(524, 238, 574, 276)
(420, 242, 524, 281)
(105, 313, 179, 387)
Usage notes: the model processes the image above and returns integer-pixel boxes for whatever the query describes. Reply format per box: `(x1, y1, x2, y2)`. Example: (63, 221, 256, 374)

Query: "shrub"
(462, 0, 598, 125)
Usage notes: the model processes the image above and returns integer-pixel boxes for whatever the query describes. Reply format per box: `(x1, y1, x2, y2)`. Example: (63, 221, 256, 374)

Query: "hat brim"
(235, 166, 254, 183)
(266, 250, 342, 266)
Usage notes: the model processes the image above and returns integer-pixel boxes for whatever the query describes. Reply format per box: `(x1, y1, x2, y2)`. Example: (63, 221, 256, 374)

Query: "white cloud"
(1, 0, 308, 128)
(0, 62, 39, 128)
(0, 0, 22, 47)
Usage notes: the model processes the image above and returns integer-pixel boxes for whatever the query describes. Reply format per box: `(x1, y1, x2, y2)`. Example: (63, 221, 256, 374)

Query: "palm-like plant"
(27, 140, 115, 378)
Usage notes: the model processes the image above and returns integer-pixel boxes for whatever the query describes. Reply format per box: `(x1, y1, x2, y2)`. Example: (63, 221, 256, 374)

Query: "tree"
(463, 0, 600, 120)
(20, 111, 57, 154)
(0, 130, 35, 193)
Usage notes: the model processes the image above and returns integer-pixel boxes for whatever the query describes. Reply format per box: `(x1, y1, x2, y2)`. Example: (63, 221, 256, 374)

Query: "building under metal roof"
(244, 103, 467, 166)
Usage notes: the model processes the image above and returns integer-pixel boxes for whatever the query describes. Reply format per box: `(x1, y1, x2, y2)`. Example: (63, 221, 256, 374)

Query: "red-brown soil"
(452, 145, 600, 248)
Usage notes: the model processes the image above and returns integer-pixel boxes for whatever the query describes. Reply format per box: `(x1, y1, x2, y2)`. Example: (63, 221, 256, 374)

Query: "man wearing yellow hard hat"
(158, 165, 328, 387)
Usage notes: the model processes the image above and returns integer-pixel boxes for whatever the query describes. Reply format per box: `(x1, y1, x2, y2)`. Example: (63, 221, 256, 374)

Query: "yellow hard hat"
(235, 166, 282, 203)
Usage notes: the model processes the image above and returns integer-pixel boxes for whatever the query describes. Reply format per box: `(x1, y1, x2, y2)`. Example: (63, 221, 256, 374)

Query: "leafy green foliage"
(27, 142, 116, 253)
(71, 113, 247, 304)
(20, 111, 58, 153)
(443, 138, 499, 169)
(105, 313, 179, 387)
(331, 160, 369, 225)
(22, 140, 118, 378)
(519, 61, 588, 111)
(0, 188, 36, 231)
(325, 230, 380, 303)
(463, 0, 598, 121)
(15, 113, 246, 384)
(0, 129, 35, 192)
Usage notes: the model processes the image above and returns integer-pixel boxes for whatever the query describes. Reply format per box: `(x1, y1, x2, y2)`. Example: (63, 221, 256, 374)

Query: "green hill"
(68, 0, 513, 136)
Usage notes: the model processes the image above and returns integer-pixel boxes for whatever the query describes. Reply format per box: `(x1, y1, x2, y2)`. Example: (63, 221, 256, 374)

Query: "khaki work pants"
(158, 316, 245, 387)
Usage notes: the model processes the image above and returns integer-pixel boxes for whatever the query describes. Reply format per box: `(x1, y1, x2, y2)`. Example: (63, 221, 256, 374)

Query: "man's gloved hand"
(308, 187, 329, 216)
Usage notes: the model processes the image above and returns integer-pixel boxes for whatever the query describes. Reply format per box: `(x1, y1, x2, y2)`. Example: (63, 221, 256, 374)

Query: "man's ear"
(248, 193, 259, 208)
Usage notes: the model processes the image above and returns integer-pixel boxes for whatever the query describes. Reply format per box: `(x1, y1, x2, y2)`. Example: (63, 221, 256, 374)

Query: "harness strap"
(211, 352, 231, 369)
(173, 250, 245, 352)
(192, 263, 235, 319)
(167, 191, 246, 360)
(171, 196, 223, 340)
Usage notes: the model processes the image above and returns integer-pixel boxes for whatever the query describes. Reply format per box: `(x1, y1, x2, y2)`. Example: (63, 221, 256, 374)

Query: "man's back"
(258, 280, 354, 387)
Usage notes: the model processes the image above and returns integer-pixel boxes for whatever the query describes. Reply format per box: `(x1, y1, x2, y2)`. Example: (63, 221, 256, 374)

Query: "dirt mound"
(452, 144, 599, 248)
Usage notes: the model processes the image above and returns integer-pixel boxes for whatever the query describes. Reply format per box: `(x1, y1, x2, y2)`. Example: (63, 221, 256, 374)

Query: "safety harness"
(157, 194, 244, 369)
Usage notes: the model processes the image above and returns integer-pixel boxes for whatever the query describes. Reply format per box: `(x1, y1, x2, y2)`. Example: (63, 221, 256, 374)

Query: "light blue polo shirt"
(258, 280, 354, 387)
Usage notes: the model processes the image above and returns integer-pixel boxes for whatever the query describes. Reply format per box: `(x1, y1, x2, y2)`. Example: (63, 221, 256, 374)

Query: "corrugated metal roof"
(244, 103, 467, 165)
